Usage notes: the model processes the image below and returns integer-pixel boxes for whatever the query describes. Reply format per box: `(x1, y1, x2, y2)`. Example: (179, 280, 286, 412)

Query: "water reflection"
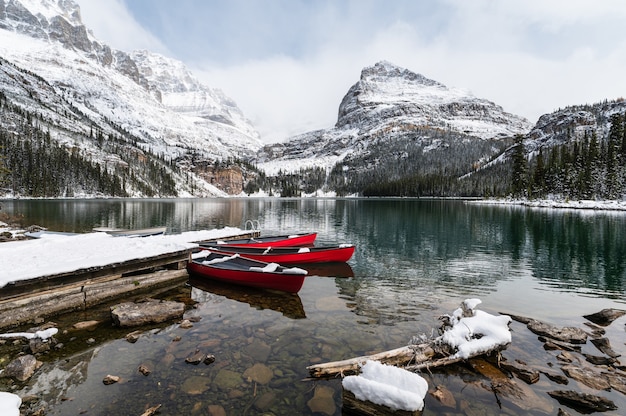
(300, 262, 354, 278)
(523, 208, 626, 295)
(188, 278, 306, 319)
(3, 197, 626, 301)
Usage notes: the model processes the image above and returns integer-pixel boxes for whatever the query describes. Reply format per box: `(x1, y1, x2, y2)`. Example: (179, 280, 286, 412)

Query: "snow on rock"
(0, 227, 245, 287)
(0, 328, 58, 340)
(439, 299, 512, 359)
(342, 360, 428, 412)
(0, 392, 21, 416)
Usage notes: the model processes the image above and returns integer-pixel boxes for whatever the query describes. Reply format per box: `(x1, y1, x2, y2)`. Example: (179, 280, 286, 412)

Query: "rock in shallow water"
(110, 299, 185, 327)
(243, 363, 273, 384)
(307, 385, 335, 416)
(3, 354, 42, 382)
(181, 376, 211, 395)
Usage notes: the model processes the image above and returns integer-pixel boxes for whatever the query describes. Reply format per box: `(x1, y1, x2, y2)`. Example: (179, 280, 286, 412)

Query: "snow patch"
(438, 299, 512, 359)
(342, 360, 428, 412)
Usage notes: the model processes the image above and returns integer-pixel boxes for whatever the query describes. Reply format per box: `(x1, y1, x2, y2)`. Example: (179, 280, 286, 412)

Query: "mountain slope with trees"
(512, 101, 626, 200)
(0, 0, 263, 197)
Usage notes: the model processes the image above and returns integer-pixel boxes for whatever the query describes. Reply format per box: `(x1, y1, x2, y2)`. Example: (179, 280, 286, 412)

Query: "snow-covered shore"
(472, 198, 626, 211)
(0, 227, 245, 287)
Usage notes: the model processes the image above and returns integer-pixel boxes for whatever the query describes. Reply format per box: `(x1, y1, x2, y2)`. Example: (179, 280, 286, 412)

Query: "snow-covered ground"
(474, 198, 626, 211)
(0, 227, 245, 287)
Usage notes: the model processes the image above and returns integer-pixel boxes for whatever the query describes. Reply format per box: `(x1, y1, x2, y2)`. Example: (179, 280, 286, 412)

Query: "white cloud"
(77, 0, 169, 54)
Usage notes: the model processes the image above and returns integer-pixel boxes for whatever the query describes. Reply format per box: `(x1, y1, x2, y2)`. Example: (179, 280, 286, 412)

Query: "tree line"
(512, 112, 626, 200)
(0, 90, 180, 197)
(251, 110, 626, 200)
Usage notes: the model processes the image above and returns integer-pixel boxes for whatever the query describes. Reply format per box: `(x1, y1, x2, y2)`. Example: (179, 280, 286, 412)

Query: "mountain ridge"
(255, 61, 533, 177)
(0, 0, 264, 196)
(0, 0, 263, 154)
(1, 0, 625, 199)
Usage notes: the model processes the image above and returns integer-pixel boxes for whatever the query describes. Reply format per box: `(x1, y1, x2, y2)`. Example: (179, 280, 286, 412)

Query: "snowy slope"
(256, 61, 533, 175)
(0, 0, 261, 196)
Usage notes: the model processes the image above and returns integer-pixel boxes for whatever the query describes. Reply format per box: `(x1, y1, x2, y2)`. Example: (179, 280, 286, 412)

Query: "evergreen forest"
(513, 112, 626, 200)
(0, 90, 180, 198)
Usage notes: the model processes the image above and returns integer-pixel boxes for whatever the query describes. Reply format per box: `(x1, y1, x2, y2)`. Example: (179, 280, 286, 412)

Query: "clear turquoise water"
(2, 198, 626, 415)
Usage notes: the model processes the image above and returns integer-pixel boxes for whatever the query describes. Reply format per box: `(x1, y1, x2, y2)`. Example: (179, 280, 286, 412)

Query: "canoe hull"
(208, 232, 317, 248)
(186, 253, 307, 293)
(202, 245, 355, 264)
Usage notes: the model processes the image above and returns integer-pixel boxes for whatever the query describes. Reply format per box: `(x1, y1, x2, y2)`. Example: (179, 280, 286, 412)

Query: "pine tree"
(530, 147, 545, 198)
(510, 136, 528, 197)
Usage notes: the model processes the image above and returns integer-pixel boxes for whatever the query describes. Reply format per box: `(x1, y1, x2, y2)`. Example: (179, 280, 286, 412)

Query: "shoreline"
(470, 198, 626, 212)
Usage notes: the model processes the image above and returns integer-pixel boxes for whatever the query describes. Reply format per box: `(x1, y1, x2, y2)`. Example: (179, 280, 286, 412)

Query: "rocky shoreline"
(2, 296, 625, 415)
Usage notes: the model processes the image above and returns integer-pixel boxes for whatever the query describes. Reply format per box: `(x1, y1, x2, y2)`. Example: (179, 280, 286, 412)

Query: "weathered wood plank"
(0, 269, 188, 329)
(306, 344, 436, 378)
(0, 249, 190, 300)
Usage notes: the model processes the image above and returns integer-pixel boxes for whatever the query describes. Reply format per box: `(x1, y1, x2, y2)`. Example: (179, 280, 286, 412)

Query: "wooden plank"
(0, 249, 190, 300)
(0, 269, 189, 330)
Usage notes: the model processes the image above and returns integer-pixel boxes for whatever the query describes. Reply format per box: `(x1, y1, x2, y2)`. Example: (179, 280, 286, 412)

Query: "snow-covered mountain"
(0, 0, 261, 196)
(524, 100, 626, 153)
(256, 61, 533, 176)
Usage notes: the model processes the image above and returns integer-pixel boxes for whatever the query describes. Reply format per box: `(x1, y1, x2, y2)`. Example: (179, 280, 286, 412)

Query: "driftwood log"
(307, 344, 437, 378)
(307, 301, 511, 379)
(306, 340, 509, 379)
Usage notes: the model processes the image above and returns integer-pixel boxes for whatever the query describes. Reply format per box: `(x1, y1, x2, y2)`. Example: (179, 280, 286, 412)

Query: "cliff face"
(194, 165, 244, 195)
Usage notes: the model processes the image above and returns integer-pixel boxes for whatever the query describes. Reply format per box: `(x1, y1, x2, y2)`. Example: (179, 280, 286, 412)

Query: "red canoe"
(186, 251, 308, 293)
(206, 232, 317, 248)
(200, 244, 355, 264)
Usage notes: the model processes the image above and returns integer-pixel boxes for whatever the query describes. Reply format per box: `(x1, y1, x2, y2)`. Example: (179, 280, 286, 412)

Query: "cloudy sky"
(77, 0, 626, 143)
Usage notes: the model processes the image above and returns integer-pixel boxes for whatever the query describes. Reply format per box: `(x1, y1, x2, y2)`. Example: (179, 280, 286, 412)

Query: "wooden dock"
(0, 231, 259, 329)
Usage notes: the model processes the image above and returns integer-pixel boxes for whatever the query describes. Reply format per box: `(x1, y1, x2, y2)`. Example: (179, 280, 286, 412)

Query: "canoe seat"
(250, 263, 280, 273)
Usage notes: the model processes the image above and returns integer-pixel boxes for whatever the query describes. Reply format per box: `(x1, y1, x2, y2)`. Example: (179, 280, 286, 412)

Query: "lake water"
(2, 198, 626, 415)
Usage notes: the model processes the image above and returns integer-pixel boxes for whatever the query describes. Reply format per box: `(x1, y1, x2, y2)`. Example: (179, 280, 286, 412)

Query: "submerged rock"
(547, 390, 617, 413)
(307, 385, 336, 416)
(2, 354, 42, 381)
(181, 375, 210, 395)
(213, 369, 242, 390)
(243, 363, 273, 385)
(430, 385, 456, 408)
(207, 404, 226, 416)
(253, 391, 276, 412)
(72, 320, 101, 331)
(110, 299, 185, 327)
(583, 308, 626, 326)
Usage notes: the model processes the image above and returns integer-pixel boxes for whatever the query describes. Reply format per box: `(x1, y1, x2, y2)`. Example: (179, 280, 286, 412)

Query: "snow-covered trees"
(525, 111, 626, 200)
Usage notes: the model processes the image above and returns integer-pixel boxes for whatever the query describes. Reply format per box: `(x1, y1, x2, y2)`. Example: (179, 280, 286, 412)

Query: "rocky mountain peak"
(336, 60, 531, 139)
(360, 60, 444, 88)
(1, 0, 90, 49)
